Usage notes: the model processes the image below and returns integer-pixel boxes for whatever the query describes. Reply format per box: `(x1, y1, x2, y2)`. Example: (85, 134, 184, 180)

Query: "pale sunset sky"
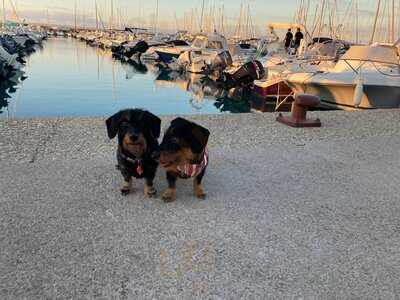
(4, 0, 389, 37)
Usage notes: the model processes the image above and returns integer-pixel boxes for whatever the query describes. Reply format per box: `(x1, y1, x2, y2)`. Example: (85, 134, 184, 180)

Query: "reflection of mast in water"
(111, 58, 117, 101)
(97, 48, 100, 80)
(75, 38, 80, 69)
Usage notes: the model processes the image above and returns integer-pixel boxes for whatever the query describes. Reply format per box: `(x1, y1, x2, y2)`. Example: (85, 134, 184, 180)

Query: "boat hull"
(155, 50, 181, 63)
(286, 79, 400, 109)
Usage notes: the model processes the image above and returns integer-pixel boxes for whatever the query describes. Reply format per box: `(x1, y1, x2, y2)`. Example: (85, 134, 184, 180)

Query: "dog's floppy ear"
(189, 123, 210, 154)
(106, 111, 124, 139)
(141, 111, 161, 139)
(170, 117, 190, 129)
(170, 118, 210, 154)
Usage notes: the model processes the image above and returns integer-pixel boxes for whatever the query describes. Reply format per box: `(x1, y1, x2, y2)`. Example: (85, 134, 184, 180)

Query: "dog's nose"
(129, 133, 139, 142)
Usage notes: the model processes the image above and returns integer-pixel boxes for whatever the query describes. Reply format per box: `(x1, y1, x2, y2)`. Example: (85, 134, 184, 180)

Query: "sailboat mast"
(355, 0, 359, 44)
(317, 0, 326, 39)
(137, 0, 141, 28)
(391, 0, 395, 43)
(369, 0, 381, 44)
(190, 8, 194, 33)
(247, 4, 251, 39)
(200, 0, 205, 32)
(110, 0, 113, 30)
(174, 12, 178, 31)
(154, 0, 159, 35)
(95, 0, 99, 30)
(82, 5, 86, 29)
(2, 0, 6, 29)
(74, 0, 77, 31)
(220, 5, 225, 35)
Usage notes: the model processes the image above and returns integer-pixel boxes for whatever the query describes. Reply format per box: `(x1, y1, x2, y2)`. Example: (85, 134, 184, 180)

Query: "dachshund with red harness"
(154, 118, 210, 202)
(106, 109, 161, 197)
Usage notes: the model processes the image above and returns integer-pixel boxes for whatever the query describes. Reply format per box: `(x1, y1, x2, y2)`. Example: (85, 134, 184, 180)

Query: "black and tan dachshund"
(155, 117, 210, 202)
(106, 109, 161, 197)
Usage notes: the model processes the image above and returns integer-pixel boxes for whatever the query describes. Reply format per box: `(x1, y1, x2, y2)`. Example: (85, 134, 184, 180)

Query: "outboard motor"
(209, 50, 233, 71)
(24, 37, 36, 48)
(220, 60, 265, 89)
(111, 41, 128, 55)
(125, 40, 149, 58)
(0, 60, 7, 80)
(132, 40, 150, 54)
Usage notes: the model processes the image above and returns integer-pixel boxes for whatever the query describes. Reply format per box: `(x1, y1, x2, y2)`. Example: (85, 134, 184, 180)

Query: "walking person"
(284, 28, 293, 53)
(294, 27, 304, 54)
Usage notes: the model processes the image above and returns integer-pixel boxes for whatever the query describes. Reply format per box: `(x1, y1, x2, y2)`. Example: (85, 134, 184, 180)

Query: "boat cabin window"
(171, 40, 189, 46)
(207, 41, 224, 49)
(239, 43, 252, 49)
(192, 37, 206, 48)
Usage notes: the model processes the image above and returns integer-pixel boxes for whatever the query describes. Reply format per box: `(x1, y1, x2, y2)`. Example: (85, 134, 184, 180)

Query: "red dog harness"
(177, 148, 209, 178)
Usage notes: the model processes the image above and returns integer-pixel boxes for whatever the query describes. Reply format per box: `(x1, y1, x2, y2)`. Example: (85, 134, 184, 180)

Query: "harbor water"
(1, 37, 255, 119)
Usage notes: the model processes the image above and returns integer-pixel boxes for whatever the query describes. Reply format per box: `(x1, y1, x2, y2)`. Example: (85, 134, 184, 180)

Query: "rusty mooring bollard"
(276, 94, 322, 127)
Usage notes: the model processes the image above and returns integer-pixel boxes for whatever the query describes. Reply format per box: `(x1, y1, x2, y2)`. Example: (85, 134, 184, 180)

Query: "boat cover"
(341, 45, 399, 65)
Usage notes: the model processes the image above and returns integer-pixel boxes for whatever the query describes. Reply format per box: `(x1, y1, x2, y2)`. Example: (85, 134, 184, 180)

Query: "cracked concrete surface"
(1, 110, 400, 299)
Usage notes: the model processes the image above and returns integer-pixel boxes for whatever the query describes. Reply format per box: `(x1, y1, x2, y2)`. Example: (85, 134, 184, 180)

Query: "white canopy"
(267, 22, 304, 31)
(341, 45, 399, 65)
(191, 32, 228, 50)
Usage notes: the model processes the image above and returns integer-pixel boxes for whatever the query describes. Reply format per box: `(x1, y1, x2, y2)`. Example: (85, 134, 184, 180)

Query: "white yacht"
(152, 40, 191, 63)
(285, 44, 400, 109)
(171, 32, 233, 74)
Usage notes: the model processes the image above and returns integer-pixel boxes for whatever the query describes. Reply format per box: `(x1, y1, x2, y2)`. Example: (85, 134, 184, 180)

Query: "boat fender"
(353, 75, 364, 108)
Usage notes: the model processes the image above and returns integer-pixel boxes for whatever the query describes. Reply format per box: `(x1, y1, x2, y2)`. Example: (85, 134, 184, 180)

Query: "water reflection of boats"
(155, 69, 227, 100)
(121, 58, 148, 79)
(214, 95, 251, 113)
(154, 68, 284, 113)
(0, 69, 26, 115)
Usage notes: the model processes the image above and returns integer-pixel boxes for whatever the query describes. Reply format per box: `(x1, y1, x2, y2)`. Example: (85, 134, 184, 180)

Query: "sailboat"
(284, 1, 400, 109)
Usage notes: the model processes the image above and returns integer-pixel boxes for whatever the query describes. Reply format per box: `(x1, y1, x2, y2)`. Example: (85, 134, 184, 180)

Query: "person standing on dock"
(294, 28, 304, 54)
(284, 28, 293, 53)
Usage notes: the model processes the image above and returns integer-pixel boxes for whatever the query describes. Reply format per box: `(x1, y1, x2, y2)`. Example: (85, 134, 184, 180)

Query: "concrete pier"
(1, 110, 400, 299)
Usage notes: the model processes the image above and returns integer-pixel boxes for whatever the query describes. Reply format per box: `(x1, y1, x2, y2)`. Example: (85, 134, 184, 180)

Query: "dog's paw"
(121, 187, 135, 196)
(144, 186, 157, 198)
(162, 189, 176, 203)
(194, 184, 206, 200)
(196, 191, 207, 200)
(120, 188, 131, 196)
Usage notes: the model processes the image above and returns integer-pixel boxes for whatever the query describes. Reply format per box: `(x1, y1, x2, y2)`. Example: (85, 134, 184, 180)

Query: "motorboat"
(153, 40, 191, 63)
(170, 32, 233, 74)
(217, 60, 266, 89)
(285, 44, 400, 109)
(111, 39, 151, 61)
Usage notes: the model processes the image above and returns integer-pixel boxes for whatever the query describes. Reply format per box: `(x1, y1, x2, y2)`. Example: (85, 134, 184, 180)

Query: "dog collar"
(119, 151, 144, 175)
(177, 147, 209, 178)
